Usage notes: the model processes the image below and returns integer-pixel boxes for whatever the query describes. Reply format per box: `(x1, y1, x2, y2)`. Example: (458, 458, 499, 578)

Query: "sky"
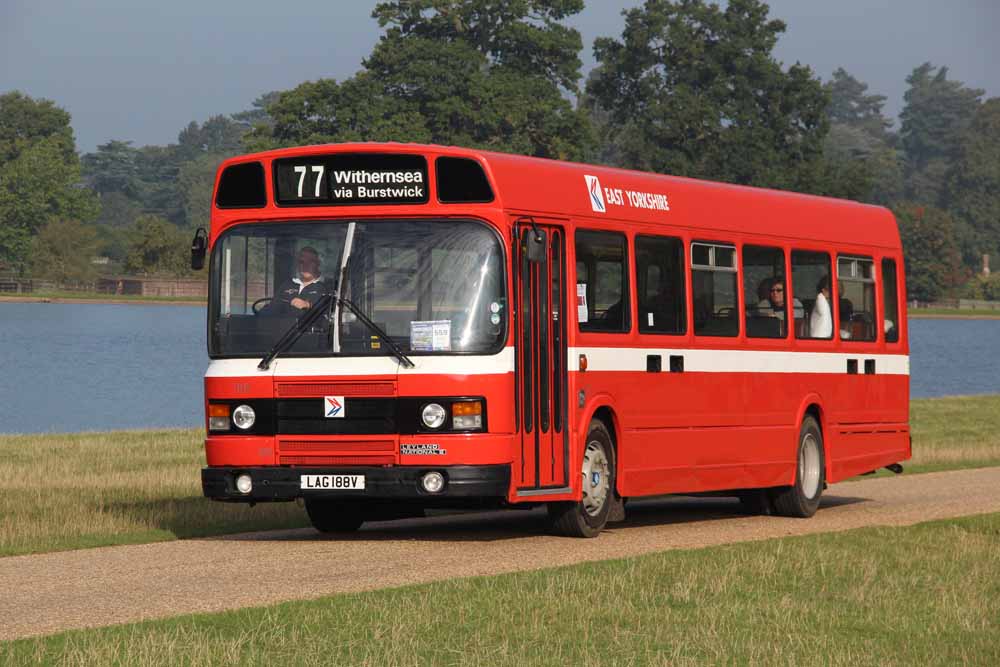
(2, 1, 998, 154)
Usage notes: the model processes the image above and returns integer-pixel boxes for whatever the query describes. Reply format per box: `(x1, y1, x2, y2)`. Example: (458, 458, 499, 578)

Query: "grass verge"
(3, 512, 998, 666)
(1, 395, 998, 558)
(908, 307, 1000, 318)
(0, 291, 204, 305)
(0, 429, 305, 558)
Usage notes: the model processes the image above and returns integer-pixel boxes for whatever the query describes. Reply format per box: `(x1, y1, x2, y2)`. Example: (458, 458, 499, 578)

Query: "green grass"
(906, 394, 1000, 473)
(0, 290, 204, 304)
(908, 307, 1000, 318)
(0, 429, 305, 558)
(3, 512, 998, 666)
(2, 395, 998, 559)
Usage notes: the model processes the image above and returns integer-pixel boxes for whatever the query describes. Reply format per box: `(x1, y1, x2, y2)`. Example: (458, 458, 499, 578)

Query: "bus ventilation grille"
(275, 382, 396, 397)
(280, 440, 394, 452)
(278, 455, 395, 466)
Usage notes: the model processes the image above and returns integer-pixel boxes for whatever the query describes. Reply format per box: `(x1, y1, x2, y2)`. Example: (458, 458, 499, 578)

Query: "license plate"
(300, 474, 365, 490)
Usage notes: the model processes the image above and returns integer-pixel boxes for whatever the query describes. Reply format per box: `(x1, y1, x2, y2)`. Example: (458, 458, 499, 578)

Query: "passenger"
(755, 277, 803, 321)
(809, 275, 833, 338)
(839, 296, 854, 339)
(270, 246, 325, 312)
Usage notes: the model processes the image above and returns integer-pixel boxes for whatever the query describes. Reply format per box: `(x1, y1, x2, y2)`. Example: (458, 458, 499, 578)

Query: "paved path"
(2, 467, 999, 641)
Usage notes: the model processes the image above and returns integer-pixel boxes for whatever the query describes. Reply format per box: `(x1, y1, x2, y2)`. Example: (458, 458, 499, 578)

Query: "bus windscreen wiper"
(337, 295, 415, 369)
(258, 293, 415, 370)
(258, 293, 334, 370)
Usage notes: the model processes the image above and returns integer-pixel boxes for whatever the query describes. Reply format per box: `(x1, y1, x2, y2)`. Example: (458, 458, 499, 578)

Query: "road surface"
(2, 467, 998, 641)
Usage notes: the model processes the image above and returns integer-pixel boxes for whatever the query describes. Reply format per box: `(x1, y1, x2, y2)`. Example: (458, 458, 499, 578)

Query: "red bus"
(195, 143, 909, 537)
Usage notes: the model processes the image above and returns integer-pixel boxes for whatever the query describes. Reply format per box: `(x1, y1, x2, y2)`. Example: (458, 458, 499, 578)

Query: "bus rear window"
(215, 162, 266, 208)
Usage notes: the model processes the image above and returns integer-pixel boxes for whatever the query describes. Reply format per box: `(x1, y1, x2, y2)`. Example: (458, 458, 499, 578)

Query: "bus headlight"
(232, 404, 256, 430)
(421, 403, 447, 429)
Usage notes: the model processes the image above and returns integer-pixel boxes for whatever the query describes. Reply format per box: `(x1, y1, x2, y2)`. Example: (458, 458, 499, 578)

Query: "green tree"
(232, 91, 282, 133)
(82, 140, 141, 197)
(945, 98, 1000, 265)
(895, 203, 967, 302)
(178, 153, 227, 230)
(247, 1, 592, 160)
(586, 0, 829, 191)
(124, 215, 190, 276)
(825, 67, 892, 138)
(0, 91, 76, 164)
(29, 219, 99, 284)
(900, 63, 983, 204)
(0, 136, 99, 272)
(94, 191, 142, 228)
(176, 115, 246, 162)
(820, 68, 902, 203)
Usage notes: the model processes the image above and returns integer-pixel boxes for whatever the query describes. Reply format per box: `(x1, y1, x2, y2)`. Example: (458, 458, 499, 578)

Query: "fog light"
(452, 400, 483, 430)
(209, 417, 230, 431)
(232, 404, 256, 430)
(209, 404, 230, 431)
(421, 403, 446, 429)
(235, 473, 252, 494)
(421, 471, 445, 493)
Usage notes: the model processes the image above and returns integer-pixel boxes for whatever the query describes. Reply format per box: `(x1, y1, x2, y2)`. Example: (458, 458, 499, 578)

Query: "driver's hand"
(290, 297, 310, 310)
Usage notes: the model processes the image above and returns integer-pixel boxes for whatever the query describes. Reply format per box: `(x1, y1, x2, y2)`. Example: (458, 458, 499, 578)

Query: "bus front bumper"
(202, 464, 510, 502)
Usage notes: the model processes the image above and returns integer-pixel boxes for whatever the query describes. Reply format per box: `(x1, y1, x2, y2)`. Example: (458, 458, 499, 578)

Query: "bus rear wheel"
(772, 415, 825, 518)
(305, 499, 365, 533)
(547, 420, 615, 538)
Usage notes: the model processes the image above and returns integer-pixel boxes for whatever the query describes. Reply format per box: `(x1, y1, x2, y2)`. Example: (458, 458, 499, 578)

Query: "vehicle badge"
(324, 395, 345, 418)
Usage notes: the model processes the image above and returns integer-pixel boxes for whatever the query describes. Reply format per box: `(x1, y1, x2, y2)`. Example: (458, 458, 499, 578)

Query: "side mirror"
(525, 230, 546, 263)
(191, 228, 208, 270)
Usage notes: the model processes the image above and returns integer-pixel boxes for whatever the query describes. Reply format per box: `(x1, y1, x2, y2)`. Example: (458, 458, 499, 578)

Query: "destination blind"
(273, 154, 428, 206)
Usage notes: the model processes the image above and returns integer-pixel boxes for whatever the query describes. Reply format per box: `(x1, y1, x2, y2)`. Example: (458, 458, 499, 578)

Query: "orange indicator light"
(208, 404, 230, 418)
(452, 401, 482, 416)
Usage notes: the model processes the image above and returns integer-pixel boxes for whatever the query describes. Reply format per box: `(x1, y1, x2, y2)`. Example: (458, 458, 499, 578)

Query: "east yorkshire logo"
(324, 395, 345, 418)
(584, 174, 671, 213)
(585, 174, 606, 213)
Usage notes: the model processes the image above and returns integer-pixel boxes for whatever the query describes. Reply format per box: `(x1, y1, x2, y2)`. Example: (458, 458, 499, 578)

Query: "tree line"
(1, 0, 997, 301)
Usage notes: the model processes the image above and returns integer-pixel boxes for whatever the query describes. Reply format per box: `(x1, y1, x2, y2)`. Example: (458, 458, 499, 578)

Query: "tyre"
(548, 420, 615, 537)
(772, 415, 825, 518)
(304, 499, 365, 533)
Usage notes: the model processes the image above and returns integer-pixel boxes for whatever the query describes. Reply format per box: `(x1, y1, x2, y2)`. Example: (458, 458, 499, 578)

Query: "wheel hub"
(581, 440, 609, 517)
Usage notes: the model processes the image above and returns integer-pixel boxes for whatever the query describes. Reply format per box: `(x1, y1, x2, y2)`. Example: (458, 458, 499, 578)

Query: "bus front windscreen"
(208, 220, 507, 358)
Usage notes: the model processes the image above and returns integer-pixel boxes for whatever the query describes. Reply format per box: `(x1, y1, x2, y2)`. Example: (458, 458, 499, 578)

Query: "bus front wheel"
(305, 499, 365, 533)
(772, 415, 825, 518)
(548, 420, 616, 538)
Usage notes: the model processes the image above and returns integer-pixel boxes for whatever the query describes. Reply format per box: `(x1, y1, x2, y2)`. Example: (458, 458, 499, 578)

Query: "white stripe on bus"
(206, 346, 908, 377)
(568, 347, 909, 375)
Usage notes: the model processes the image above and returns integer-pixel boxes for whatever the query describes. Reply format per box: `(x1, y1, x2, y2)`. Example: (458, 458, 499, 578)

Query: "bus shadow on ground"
(221, 493, 869, 543)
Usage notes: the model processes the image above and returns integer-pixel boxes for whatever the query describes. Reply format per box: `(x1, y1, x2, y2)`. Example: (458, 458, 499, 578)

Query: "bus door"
(514, 223, 569, 492)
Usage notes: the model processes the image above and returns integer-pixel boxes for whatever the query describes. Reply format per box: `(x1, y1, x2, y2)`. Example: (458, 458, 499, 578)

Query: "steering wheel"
(252, 297, 273, 314)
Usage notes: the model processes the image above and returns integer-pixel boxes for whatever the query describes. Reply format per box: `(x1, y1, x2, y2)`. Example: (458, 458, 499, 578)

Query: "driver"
(274, 246, 324, 311)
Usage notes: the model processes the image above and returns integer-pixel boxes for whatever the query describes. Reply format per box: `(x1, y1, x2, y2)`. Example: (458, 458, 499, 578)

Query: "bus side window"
(882, 258, 900, 343)
(575, 230, 630, 333)
(837, 256, 876, 341)
(743, 244, 791, 339)
(791, 250, 833, 340)
(636, 235, 686, 334)
(691, 242, 738, 337)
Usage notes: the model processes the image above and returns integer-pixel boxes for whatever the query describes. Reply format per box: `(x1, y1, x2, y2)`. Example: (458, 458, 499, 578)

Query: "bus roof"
(222, 142, 901, 250)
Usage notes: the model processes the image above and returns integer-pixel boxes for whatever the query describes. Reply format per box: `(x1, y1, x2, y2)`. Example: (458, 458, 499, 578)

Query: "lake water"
(0, 303, 997, 434)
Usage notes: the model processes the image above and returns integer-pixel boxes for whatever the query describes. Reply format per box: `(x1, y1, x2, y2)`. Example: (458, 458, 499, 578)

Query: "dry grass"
(908, 394, 1000, 471)
(4, 513, 998, 665)
(0, 429, 305, 557)
(1, 395, 998, 558)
